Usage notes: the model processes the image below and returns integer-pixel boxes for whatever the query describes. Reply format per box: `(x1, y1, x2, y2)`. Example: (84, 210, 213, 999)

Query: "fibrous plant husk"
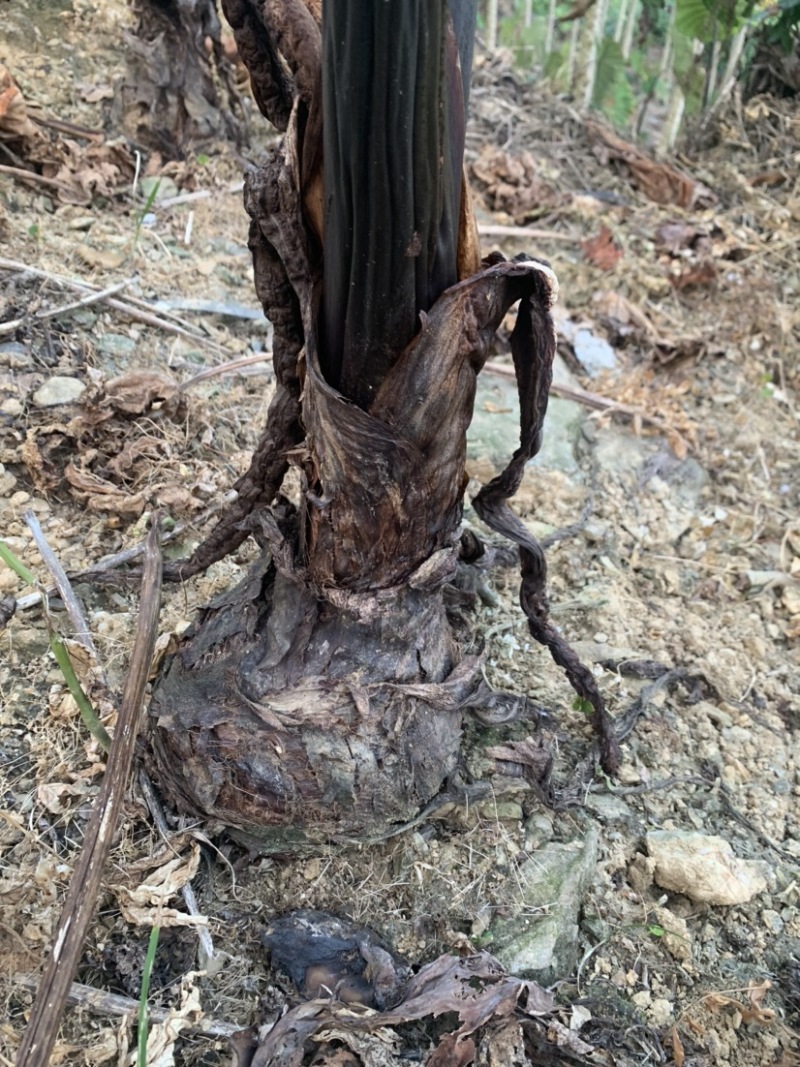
(148, 0, 617, 852)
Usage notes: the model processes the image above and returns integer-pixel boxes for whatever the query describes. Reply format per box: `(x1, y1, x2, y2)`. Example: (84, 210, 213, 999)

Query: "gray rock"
(558, 318, 618, 375)
(95, 333, 137, 358)
(584, 791, 634, 822)
(468, 356, 583, 474)
(573, 328, 617, 374)
(524, 811, 554, 850)
(0, 341, 27, 358)
(592, 426, 659, 478)
(139, 175, 180, 202)
(489, 827, 599, 983)
(31, 376, 85, 408)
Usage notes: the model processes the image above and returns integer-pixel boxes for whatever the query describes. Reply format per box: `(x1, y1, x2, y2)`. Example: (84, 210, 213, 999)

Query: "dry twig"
(0, 280, 132, 337)
(0, 163, 77, 197)
(0, 257, 231, 354)
(178, 352, 274, 390)
(477, 223, 581, 243)
(13, 976, 241, 1040)
(156, 180, 245, 209)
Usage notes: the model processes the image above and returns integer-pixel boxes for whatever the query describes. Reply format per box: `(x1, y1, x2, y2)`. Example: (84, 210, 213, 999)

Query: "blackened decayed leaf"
(245, 949, 556, 1065)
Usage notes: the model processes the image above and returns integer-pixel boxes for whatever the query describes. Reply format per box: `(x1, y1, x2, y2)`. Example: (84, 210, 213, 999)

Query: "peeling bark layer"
(121, 0, 245, 156)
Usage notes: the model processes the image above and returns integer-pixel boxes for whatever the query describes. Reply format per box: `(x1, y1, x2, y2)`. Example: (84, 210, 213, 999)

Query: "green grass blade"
(0, 541, 37, 585)
(49, 635, 112, 752)
(1, 537, 112, 751)
(137, 925, 161, 1067)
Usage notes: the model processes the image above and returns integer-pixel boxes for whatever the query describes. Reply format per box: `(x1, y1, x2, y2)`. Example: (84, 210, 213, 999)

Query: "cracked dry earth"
(1, 1, 800, 1064)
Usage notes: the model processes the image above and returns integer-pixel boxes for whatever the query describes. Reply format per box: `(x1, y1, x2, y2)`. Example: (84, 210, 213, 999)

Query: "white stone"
(32, 376, 86, 408)
(646, 831, 767, 905)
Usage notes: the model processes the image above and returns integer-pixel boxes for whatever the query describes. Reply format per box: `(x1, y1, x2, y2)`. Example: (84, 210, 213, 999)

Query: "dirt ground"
(1, 2, 799, 1065)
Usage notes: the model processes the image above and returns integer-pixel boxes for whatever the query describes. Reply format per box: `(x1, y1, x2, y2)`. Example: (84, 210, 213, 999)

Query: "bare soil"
(1, 3, 799, 1065)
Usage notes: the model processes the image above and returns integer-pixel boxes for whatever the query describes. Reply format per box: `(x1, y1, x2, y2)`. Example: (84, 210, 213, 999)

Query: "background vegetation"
(480, 0, 800, 149)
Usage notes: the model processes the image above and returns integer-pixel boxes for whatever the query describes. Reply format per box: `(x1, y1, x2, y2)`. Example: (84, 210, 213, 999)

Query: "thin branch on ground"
(30, 112, 104, 140)
(0, 163, 77, 197)
(15, 521, 163, 1067)
(606, 775, 709, 796)
(12, 976, 242, 1040)
(13, 491, 237, 613)
(0, 280, 132, 337)
(0, 258, 232, 355)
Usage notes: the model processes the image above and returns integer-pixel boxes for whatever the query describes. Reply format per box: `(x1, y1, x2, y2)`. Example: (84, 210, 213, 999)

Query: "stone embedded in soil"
(31, 376, 86, 408)
(650, 905, 692, 961)
(0, 464, 17, 496)
(489, 827, 599, 983)
(558, 317, 618, 375)
(782, 582, 800, 616)
(95, 333, 137, 358)
(646, 830, 767, 906)
(468, 355, 583, 472)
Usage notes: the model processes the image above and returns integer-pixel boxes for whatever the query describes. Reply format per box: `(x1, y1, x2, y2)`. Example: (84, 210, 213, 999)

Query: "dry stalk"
(15, 521, 163, 1067)
(22, 510, 101, 667)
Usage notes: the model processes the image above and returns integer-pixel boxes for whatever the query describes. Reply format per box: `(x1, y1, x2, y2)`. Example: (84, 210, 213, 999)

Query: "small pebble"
(32, 376, 85, 408)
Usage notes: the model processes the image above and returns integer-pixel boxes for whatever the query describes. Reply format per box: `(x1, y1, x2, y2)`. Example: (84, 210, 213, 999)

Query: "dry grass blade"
(15, 521, 163, 1067)
(22, 509, 99, 664)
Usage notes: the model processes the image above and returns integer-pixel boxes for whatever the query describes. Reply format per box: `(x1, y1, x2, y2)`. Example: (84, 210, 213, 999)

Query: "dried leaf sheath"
(149, 0, 617, 848)
(148, 253, 561, 843)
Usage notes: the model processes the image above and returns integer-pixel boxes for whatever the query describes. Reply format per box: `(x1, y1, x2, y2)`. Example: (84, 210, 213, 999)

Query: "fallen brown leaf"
(65, 461, 148, 516)
(669, 262, 717, 290)
(586, 119, 716, 209)
(581, 225, 623, 270)
(671, 1024, 685, 1067)
(655, 220, 710, 253)
(103, 370, 182, 416)
(0, 65, 39, 140)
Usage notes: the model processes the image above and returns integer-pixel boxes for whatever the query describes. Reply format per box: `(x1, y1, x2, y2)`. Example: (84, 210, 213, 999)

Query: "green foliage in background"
(487, 0, 800, 144)
(755, 0, 800, 52)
